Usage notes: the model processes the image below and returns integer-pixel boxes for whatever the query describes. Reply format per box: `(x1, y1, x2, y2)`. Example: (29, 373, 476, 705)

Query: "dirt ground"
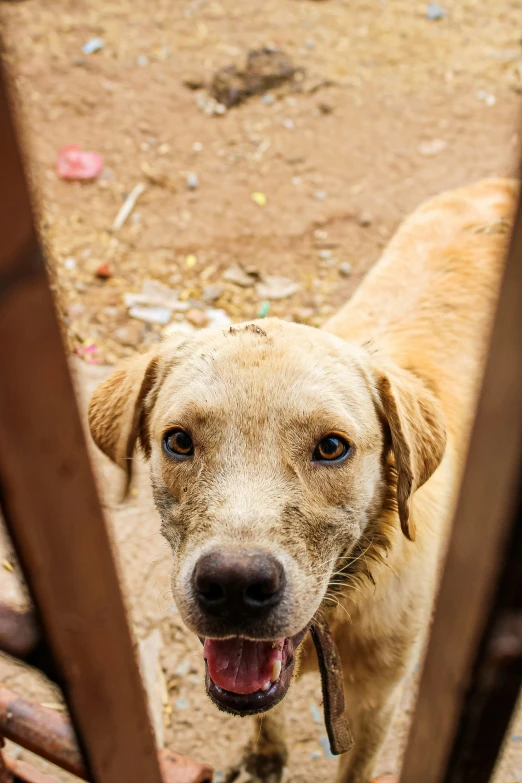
(1, 0, 522, 780)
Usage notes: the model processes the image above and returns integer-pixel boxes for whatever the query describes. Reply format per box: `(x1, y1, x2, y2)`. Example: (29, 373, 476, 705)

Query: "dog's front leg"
(336, 677, 401, 783)
(225, 705, 287, 783)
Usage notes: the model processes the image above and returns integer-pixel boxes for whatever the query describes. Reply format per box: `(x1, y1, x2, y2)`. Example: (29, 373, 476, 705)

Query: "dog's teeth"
(262, 680, 271, 691)
(271, 660, 282, 682)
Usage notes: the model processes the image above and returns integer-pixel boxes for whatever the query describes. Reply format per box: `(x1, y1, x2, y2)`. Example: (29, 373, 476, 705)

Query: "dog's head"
(88, 319, 446, 715)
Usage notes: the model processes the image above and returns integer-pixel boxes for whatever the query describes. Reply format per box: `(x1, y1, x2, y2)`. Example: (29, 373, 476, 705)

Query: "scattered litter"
(124, 279, 189, 313)
(262, 93, 275, 106)
(129, 305, 172, 325)
(210, 48, 304, 109)
(192, 141, 203, 152)
(187, 172, 199, 190)
(82, 37, 104, 54)
(426, 3, 447, 20)
(56, 145, 104, 181)
(305, 38, 316, 50)
(175, 697, 189, 711)
(223, 264, 259, 288)
(206, 308, 232, 328)
(314, 190, 327, 200)
(310, 703, 323, 724)
(95, 263, 111, 280)
(64, 257, 77, 271)
(283, 118, 295, 130)
(418, 138, 447, 157)
(476, 89, 496, 106)
(75, 343, 98, 364)
(256, 275, 300, 300)
(319, 249, 332, 260)
(320, 735, 335, 759)
(258, 300, 270, 318)
(310, 751, 321, 760)
(339, 262, 352, 277)
(2, 559, 14, 573)
(137, 55, 149, 67)
(139, 629, 167, 748)
(251, 191, 267, 206)
(111, 183, 146, 231)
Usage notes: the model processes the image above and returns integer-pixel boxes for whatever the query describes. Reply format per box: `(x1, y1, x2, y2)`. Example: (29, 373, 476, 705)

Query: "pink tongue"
(204, 637, 284, 695)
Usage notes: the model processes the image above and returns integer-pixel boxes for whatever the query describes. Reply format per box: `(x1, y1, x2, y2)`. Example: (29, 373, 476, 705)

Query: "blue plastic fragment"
(82, 37, 104, 54)
(426, 3, 447, 20)
(310, 703, 323, 724)
(320, 735, 335, 759)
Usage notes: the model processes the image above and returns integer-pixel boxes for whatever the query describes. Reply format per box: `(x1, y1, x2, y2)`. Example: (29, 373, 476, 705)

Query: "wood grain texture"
(399, 171, 522, 783)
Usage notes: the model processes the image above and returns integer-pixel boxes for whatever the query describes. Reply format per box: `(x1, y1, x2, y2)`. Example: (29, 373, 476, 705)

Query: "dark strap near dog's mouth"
(311, 620, 354, 756)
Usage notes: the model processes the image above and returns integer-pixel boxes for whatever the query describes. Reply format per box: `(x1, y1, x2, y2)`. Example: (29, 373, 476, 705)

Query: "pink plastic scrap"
(56, 145, 104, 181)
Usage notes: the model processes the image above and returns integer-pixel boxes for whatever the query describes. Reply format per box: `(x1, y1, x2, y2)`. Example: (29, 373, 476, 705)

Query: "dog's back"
(325, 178, 517, 449)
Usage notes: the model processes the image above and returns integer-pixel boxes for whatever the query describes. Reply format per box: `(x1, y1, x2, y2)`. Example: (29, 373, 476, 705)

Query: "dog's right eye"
(163, 429, 194, 458)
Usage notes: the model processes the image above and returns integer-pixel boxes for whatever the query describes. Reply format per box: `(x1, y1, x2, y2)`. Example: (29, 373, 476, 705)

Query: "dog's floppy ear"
(373, 363, 446, 542)
(88, 349, 161, 495)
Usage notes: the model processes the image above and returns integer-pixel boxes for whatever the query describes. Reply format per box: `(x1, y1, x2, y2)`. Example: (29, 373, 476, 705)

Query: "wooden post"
(399, 178, 522, 781)
(0, 52, 164, 783)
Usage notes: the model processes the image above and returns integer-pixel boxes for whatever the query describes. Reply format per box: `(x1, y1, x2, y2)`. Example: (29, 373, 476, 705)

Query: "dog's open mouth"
(203, 627, 309, 716)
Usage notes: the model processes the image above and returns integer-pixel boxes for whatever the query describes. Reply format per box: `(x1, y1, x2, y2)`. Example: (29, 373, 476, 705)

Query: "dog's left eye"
(163, 429, 194, 458)
(312, 434, 351, 463)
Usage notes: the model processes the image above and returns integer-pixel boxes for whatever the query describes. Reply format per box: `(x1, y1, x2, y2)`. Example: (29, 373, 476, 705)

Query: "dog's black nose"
(193, 548, 285, 620)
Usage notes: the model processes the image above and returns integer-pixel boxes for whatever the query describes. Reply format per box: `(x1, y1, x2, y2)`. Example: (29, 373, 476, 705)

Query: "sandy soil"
(0, 0, 521, 780)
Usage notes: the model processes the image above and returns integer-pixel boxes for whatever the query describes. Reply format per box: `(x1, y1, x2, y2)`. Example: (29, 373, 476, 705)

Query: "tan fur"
(88, 178, 517, 783)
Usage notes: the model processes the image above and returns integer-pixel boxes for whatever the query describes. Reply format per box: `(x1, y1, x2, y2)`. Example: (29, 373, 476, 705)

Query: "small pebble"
(418, 138, 447, 157)
(262, 94, 275, 106)
(64, 257, 77, 271)
(426, 2, 447, 20)
(310, 752, 321, 761)
(476, 90, 496, 107)
(315, 191, 327, 201)
(187, 172, 199, 190)
(319, 249, 332, 260)
(283, 118, 295, 130)
(192, 141, 203, 152)
(339, 262, 352, 277)
(137, 55, 149, 67)
(186, 309, 209, 328)
(305, 38, 316, 49)
(318, 101, 334, 115)
(203, 284, 224, 303)
(358, 210, 373, 227)
(175, 697, 189, 711)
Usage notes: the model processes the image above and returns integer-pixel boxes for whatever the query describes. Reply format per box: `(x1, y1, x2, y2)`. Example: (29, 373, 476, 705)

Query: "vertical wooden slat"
(399, 175, 522, 782)
(0, 53, 163, 783)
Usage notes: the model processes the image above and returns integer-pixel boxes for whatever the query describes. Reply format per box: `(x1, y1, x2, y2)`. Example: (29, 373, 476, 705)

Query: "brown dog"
(88, 179, 516, 783)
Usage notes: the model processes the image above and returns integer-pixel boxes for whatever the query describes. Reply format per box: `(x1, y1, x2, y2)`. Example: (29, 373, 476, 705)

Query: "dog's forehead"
(156, 320, 373, 423)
